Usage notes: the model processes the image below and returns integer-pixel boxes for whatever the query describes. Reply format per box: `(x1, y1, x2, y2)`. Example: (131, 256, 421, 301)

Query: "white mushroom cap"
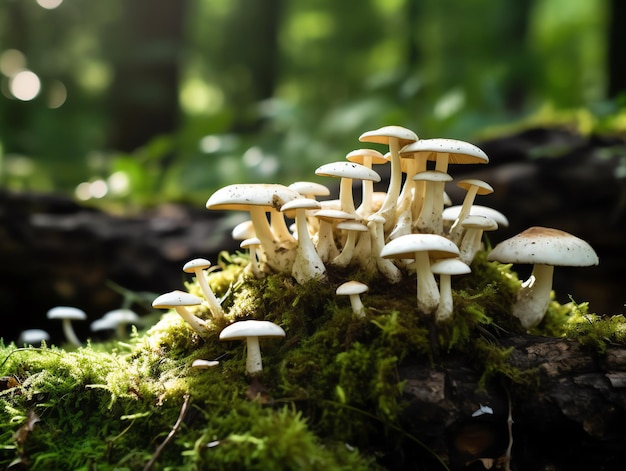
(358, 125, 419, 147)
(457, 178, 494, 196)
(47, 306, 87, 322)
(231, 219, 256, 241)
(487, 226, 599, 267)
(400, 138, 489, 168)
(206, 183, 301, 212)
(430, 258, 472, 276)
(152, 290, 203, 309)
(315, 161, 381, 182)
(288, 181, 331, 199)
(336, 280, 369, 296)
(183, 258, 212, 273)
(17, 329, 50, 346)
(345, 148, 387, 166)
(380, 234, 460, 260)
(219, 320, 286, 341)
(442, 205, 509, 227)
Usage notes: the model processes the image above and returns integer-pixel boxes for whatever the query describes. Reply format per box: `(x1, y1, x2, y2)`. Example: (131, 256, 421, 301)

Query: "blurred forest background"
(1, 0, 625, 211)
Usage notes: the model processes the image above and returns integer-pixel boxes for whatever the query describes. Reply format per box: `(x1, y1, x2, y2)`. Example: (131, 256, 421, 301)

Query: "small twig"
(143, 393, 191, 471)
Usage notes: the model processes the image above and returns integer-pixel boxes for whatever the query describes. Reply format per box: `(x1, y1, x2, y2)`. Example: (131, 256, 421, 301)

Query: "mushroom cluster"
(200, 125, 598, 328)
(152, 124, 600, 373)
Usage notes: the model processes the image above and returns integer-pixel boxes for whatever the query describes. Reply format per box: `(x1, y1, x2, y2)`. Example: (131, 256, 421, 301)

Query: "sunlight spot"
(199, 135, 221, 153)
(433, 89, 465, 120)
(180, 79, 223, 115)
(10, 70, 41, 101)
(0, 49, 26, 77)
(47, 80, 67, 109)
(243, 146, 263, 168)
(108, 171, 130, 196)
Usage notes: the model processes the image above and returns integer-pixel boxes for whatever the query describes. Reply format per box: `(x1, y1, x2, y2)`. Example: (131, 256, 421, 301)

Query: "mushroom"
(430, 258, 471, 323)
(458, 215, 498, 264)
(345, 148, 387, 217)
(442, 204, 509, 233)
(381, 234, 460, 314)
(288, 181, 331, 200)
(281, 198, 326, 284)
(206, 183, 301, 273)
(219, 320, 286, 376)
(332, 220, 369, 268)
(17, 329, 50, 346)
(411, 170, 453, 235)
(336, 281, 369, 318)
(240, 237, 262, 278)
(367, 214, 402, 283)
(46, 306, 87, 347)
(183, 258, 225, 320)
(448, 179, 494, 242)
(487, 226, 599, 329)
(94, 308, 141, 339)
(358, 126, 419, 230)
(152, 290, 209, 335)
(315, 161, 381, 217)
(312, 208, 356, 263)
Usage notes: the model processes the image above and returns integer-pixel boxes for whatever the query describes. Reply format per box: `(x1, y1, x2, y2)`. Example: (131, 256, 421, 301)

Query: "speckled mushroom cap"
(206, 183, 301, 212)
(381, 234, 460, 259)
(358, 125, 418, 147)
(400, 138, 489, 165)
(219, 320, 285, 340)
(487, 226, 599, 267)
(315, 161, 381, 182)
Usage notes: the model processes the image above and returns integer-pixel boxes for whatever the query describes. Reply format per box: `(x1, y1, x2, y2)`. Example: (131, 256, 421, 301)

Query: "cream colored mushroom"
(183, 258, 225, 320)
(345, 148, 387, 217)
(487, 227, 599, 329)
(458, 215, 498, 264)
(336, 281, 369, 318)
(381, 234, 459, 314)
(152, 290, 209, 336)
(430, 258, 471, 323)
(448, 179, 494, 242)
(332, 220, 369, 268)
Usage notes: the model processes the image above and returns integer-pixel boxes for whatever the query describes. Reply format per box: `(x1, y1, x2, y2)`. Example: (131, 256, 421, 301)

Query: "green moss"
(0, 246, 619, 469)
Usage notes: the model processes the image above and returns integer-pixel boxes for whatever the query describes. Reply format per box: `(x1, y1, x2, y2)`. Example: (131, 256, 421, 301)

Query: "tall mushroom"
(183, 258, 225, 320)
(487, 227, 599, 329)
(206, 183, 301, 274)
(345, 148, 387, 217)
(315, 161, 381, 218)
(281, 198, 326, 284)
(381, 234, 460, 314)
(219, 320, 286, 376)
(47, 306, 87, 348)
(152, 290, 209, 336)
(358, 126, 419, 230)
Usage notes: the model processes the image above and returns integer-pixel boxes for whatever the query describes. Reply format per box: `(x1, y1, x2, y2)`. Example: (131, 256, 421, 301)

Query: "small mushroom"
(240, 237, 262, 278)
(487, 226, 599, 329)
(17, 329, 50, 346)
(449, 179, 494, 242)
(430, 258, 471, 323)
(46, 306, 87, 347)
(183, 258, 225, 320)
(411, 170, 453, 235)
(219, 320, 286, 376)
(152, 290, 209, 335)
(332, 220, 369, 268)
(95, 308, 140, 339)
(458, 215, 498, 264)
(367, 214, 402, 283)
(336, 281, 369, 318)
(312, 208, 356, 263)
(381, 234, 459, 314)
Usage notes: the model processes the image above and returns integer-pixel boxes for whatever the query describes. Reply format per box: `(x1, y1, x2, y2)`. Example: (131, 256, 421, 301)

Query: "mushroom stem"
(367, 215, 402, 283)
(435, 274, 453, 322)
(61, 319, 82, 348)
(192, 268, 225, 320)
(348, 294, 366, 318)
(174, 307, 210, 335)
(245, 336, 263, 375)
(413, 251, 439, 315)
(513, 264, 555, 329)
(291, 206, 326, 283)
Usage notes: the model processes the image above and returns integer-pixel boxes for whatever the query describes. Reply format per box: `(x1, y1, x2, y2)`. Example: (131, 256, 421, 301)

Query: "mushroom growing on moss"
(336, 280, 369, 318)
(219, 320, 286, 376)
(381, 234, 460, 314)
(183, 258, 225, 320)
(487, 226, 599, 329)
(152, 290, 209, 335)
(430, 258, 471, 323)
(47, 306, 87, 348)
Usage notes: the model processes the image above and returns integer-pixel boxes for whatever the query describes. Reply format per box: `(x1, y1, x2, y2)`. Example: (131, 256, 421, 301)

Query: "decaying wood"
(397, 334, 626, 470)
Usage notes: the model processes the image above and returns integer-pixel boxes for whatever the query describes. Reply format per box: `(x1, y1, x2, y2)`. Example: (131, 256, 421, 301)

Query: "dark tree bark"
(107, 0, 188, 152)
(607, 0, 626, 98)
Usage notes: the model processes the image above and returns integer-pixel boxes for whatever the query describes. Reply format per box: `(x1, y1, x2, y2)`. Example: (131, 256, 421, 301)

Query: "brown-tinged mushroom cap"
(400, 138, 489, 172)
(487, 226, 599, 329)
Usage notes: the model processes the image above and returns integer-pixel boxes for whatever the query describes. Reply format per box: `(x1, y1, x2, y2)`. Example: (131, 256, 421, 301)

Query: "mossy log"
(397, 334, 626, 470)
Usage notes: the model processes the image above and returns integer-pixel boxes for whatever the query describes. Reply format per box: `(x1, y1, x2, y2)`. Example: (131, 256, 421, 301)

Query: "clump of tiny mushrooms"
(152, 125, 599, 375)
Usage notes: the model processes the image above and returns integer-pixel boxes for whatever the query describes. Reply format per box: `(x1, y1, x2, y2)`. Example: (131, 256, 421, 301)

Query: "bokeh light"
(9, 70, 41, 101)
(37, 0, 64, 10)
